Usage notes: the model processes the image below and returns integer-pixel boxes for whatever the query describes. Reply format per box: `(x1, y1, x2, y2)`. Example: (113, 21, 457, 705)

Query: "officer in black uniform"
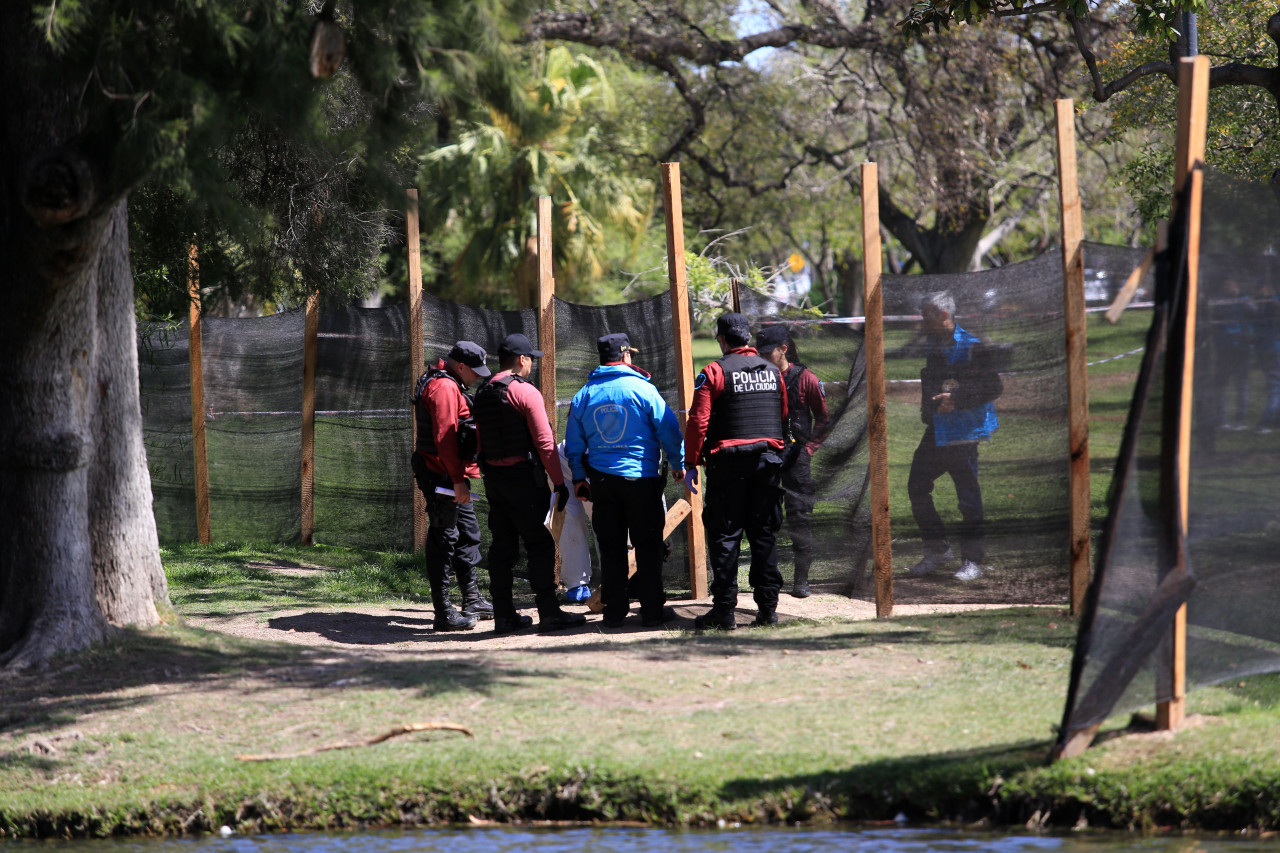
(684, 312, 790, 630)
(411, 340, 493, 631)
(472, 333, 585, 634)
(756, 324, 829, 598)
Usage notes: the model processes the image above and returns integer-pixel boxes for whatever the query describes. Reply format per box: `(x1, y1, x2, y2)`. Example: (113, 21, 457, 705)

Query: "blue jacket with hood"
(921, 326, 1002, 447)
(565, 363, 685, 481)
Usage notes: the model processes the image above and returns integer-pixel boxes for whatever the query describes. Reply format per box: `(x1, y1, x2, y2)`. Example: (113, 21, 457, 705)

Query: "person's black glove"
(554, 483, 570, 513)
(574, 479, 592, 502)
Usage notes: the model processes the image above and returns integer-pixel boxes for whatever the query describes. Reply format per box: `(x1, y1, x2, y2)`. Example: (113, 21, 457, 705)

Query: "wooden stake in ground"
(662, 163, 708, 600)
(1106, 247, 1156, 324)
(236, 722, 472, 762)
(1055, 99, 1092, 616)
(535, 196, 566, 585)
(302, 291, 318, 546)
(861, 164, 893, 619)
(188, 242, 211, 545)
(1158, 55, 1209, 733)
(407, 188, 427, 553)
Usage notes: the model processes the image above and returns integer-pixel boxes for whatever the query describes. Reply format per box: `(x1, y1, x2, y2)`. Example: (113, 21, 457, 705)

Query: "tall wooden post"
(187, 242, 212, 545)
(1158, 55, 1210, 732)
(1055, 99, 1092, 615)
(537, 197, 557, 430)
(535, 197, 566, 584)
(662, 163, 709, 600)
(407, 188, 427, 553)
(861, 164, 893, 618)
(301, 291, 319, 546)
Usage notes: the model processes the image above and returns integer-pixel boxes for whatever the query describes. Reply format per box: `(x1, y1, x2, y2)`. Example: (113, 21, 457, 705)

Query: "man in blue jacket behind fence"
(908, 291, 1003, 582)
(565, 333, 685, 628)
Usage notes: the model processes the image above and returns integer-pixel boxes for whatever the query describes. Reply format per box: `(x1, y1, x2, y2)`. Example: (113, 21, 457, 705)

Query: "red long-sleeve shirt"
(787, 364, 830, 455)
(478, 370, 564, 486)
(416, 360, 482, 484)
(684, 346, 789, 465)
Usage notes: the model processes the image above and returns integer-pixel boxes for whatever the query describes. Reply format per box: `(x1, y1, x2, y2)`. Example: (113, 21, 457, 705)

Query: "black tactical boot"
(751, 607, 778, 627)
(428, 559, 475, 631)
(493, 612, 533, 634)
(536, 591, 587, 633)
(457, 564, 494, 621)
(693, 607, 736, 631)
(641, 605, 678, 628)
(790, 563, 811, 599)
(434, 604, 477, 632)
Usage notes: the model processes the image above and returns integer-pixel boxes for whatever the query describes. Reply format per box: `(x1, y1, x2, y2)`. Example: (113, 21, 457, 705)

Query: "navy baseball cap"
(597, 332, 637, 363)
(716, 312, 751, 342)
(498, 333, 543, 358)
(448, 340, 491, 376)
(755, 324, 789, 354)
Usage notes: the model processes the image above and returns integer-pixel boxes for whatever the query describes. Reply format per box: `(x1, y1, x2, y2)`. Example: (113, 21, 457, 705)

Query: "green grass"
(11, 307, 1278, 837)
(5, 569, 1280, 836)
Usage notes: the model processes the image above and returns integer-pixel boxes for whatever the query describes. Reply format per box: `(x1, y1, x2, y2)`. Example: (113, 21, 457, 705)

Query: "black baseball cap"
(716, 312, 751, 343)
(447, 340, 491, 377)
(597, 332, 637, 363)
(498, 333, 543, 358)
(755, 324, 789, 354)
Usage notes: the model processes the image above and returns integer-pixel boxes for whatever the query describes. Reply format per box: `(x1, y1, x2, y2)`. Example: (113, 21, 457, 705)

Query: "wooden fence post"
(861, 164, 893, 618)
(407, 188, 427, 553)
(662, 163, 709, 600)
(188, 242, 212, 545)
(536, 197, 567, 584)
(1158, 55, 1210, 732)
(537, 197, 557, 430)
(301, 291, 318, 546)
(1055, 99, 1092, 616)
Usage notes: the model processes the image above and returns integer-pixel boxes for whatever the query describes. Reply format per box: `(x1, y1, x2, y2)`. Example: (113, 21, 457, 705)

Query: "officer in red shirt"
(411, 341, 492, 631)
(684, 312, 789, 630)
(473, 333, 584, 634)
(756, 324, 829, 598)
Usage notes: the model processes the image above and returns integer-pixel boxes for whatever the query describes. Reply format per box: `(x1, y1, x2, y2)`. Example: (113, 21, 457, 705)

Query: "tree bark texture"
(0, 7, 168, 669)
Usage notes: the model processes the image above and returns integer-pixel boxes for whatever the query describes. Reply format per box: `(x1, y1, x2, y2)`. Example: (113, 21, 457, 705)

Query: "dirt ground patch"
(182, 569, 1011, 656)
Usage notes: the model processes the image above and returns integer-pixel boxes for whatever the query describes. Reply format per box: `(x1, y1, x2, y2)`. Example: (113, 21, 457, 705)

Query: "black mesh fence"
(314, 305, 415, 550)
(203, 311, 305, 543)
(140, 241, 1165, 609)
(881, 253, 1071, 603)
(734, 287, 872, 594)
(138, 322, 197, 542)
(1060, 170, 1280, 742)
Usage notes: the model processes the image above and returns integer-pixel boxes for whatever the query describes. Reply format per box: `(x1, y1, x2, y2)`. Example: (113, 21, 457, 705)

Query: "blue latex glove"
(683, 467, 699, 495)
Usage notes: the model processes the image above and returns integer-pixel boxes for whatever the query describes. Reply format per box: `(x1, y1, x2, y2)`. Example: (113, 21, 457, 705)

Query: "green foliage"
(1102, 0, 1280, 217)
(416, 45, 653, 308)
(900, 0, 1207, 40)
(28, 0, 543, 310)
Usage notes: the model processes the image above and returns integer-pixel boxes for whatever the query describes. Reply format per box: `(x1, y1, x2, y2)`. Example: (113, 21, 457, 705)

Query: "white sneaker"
(908, 548, 953, 576)
(954, 560, 984, 582)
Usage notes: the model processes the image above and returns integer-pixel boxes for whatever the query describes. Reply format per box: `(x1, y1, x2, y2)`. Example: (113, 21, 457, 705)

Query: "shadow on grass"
(266, 610, 437, 645)
(0, 622, 558, 755)
(717, 739, 1050, 823)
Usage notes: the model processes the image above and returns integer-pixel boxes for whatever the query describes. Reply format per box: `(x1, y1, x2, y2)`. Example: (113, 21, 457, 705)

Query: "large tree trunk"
(0, 7, 168, 670)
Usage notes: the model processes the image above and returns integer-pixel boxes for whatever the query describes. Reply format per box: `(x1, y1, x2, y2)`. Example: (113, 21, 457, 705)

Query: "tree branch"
(525, 11, 876, 65)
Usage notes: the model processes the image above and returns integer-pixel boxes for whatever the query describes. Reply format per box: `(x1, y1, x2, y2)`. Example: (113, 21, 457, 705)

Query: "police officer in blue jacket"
(565, 333, 686, 628)
(907, 292, 1003, 582)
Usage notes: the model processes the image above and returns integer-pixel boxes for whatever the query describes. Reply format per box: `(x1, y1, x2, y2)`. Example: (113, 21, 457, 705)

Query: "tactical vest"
(783, 363, 813, 443)
(706, 352, 784, 453)
(473, 373, 536, 461)
(412, 367, 478, 463)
